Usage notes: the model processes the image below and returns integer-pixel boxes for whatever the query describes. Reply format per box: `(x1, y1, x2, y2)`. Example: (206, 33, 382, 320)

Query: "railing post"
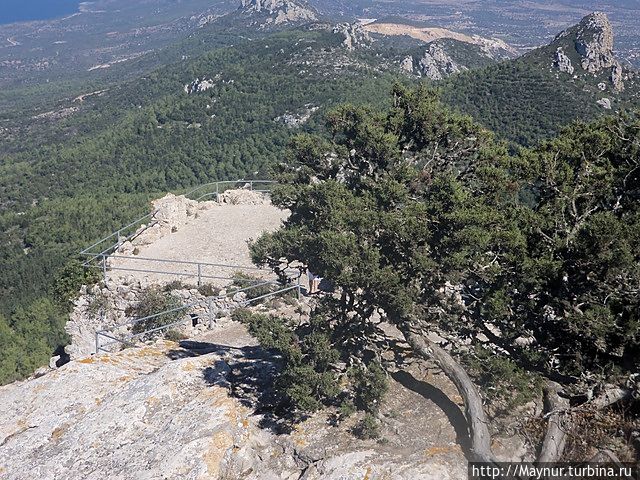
(208, 298, 215, 329)
(216, 182, 219, 203)
(297, 275, 301, 300)
(116, 230, 121, 247)
(197, 263, 202, 287)
(95, 331, 100, 354)
(102, 255, 107, 283)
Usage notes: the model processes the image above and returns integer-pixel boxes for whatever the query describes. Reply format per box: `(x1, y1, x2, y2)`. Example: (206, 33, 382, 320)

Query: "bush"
(52, 259, 99, 308)
(349, 362, 389, 414)
(165, 329, 188, 342)
(86, 291, 111, 318)
(234, 309, 341, 413)
(163, 280, 193, 292)
(197, 283, 221, 297)
(129, 287, 183, 335)
(353, 413, 380, 440)
(231, 272, 277, 303)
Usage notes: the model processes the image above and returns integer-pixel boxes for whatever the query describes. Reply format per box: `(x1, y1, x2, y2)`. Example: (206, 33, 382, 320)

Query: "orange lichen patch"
(78, 357, 95, 364)
(51, 423, 70, 441)
(363, 467, 372, 480)
(145, 396, 162, 408)
(292, 424, 309, 448)
(181, 362, 198, 372)
(203, 431, 234, 478)
(241, 418, 249, 429)
(425, 445, 460, 457)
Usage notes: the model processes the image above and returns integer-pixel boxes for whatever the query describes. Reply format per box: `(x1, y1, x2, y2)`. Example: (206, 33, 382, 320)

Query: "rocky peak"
(573, 12, 616, 74)
(332, 22, 372, 51)
(552, 12, 625, 91)
(238, 0, 318, 25)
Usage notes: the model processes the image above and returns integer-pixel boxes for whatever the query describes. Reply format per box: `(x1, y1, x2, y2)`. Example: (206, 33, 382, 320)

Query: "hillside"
(441, 12, 640, 146)
(1, 6, 640, 385)
(0, 25, 406, 383)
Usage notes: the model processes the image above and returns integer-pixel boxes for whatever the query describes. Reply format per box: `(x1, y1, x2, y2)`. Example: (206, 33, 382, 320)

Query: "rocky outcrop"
(400, 56, 414, 73)
(239, 0, 318, 26)
(553, 12, 626, 91)
(64, 278, 247, 360)
(184, 77, 216, 94)
(332, 22, 372, 51)
(553, 47, 574, 74)
(417, 43, 466, 80)
(597, 97, 612, 109)
(274, 104, 319, 127)
(1, 329, 468, 479)
(573, 12, 616, 74)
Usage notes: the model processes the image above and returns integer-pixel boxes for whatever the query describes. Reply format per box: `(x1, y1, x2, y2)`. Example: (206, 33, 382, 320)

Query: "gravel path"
(109, 202, 289, 287)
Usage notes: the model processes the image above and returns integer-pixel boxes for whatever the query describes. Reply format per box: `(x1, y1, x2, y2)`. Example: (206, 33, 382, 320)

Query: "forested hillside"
(0, 28, 404, 383)
(1, 9, 640, 384)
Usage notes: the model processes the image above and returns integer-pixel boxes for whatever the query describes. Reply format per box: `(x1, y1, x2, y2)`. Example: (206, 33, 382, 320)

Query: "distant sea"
(0, 0, 80, 25)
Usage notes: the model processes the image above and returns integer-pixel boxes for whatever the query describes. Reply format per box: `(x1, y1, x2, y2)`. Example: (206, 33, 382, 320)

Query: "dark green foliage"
(197, 283, 222, 297)
(464, 348, 543, 412)
(130, 287, 183, 335)
(231, 272, 277, 302)
(441, 58, 639, 146)
(251, 84, 640, 415)
(163, 280, 194, 292)
(0, 299, 69, 385)
(353, 413, 381, 440)
(52, 259, 100, 308)
(231, 308, 389, 416)
(0, 28, 403, 384)
(349, 363, 389, 414)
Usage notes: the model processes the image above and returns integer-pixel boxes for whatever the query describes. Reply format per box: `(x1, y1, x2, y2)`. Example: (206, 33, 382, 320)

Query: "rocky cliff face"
(1, 322, 470, 479)
(238, 0, 318, 27)
(332, 22, 372, 51)
(415, 43, 466, 80)
(401, 39, 507, 80)
(551, 12, 627, 91)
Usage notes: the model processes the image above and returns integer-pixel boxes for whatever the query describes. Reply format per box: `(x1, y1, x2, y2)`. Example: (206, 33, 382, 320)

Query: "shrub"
(197, 283, 221, 297)
(231, 271, 277, 303)
(353, 413, 380, 440)
(86, 291, 111, 318)
(129, 287, 183, 335)
(165, 329, 188, 342)
(163, 280, 193, 292)
(52, 259, 99, 308)
(349, 362, 389, 414)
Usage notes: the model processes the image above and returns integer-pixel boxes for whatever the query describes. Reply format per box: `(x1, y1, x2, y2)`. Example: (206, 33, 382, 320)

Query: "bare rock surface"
(1, 321, 470, 480)
(239, 0, 318, 26)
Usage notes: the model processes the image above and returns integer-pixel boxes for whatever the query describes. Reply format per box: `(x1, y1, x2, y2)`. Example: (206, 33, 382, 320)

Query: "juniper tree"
(250, 85, 640, 461)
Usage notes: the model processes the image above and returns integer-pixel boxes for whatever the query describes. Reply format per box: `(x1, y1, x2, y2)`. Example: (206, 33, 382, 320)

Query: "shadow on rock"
(166, 340, 296, 435)
(391, 370, 471, 459)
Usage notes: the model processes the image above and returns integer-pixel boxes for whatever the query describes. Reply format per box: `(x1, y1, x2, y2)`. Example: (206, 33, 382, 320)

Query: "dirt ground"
(109, 202, 289, 287)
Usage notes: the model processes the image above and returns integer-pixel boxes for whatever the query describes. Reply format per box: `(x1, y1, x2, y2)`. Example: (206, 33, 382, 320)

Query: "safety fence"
(80, 179, 290, 355)
(95, 278, 301, 354)
(80, 179, 277, 267)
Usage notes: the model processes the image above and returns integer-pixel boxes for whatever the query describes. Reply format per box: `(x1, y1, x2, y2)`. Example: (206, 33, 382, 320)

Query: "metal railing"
(88, 253, 277, 286)
(95, 278, 301, 354)
(81, 178, 289, 355)
(80, 179, 277, 267)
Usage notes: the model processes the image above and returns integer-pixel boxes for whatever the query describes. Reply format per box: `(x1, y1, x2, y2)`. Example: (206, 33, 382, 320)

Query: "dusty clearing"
(109, 201, 289, 287)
